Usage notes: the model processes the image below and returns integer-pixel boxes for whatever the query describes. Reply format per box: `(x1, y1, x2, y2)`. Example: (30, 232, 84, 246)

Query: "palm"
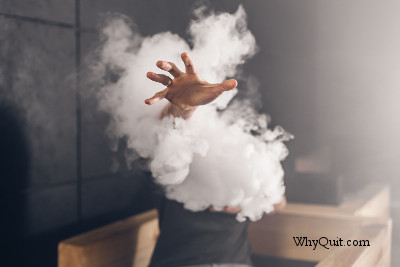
(145, 53, 237, 111)
(165, 73, 231, 110)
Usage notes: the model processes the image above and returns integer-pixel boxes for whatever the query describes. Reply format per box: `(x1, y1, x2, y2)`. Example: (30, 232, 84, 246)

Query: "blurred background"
(1, 0, 399, 266)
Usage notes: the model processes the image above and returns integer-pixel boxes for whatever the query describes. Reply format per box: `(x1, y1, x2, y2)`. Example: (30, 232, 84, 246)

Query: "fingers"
(222, 206, 242, 214)
(181, 52, 196, 74)
(221, 79, 237, 91)
(144, 88, 168, 105)
(209, 205, 241, 214)
(156, 61, 182, 78)
(154, 53, 197, 77)
(208, 79, 237, 95)
(147, 72, 172, 87)
(273, 196, 287, 212)
(209, 206, 217, 212)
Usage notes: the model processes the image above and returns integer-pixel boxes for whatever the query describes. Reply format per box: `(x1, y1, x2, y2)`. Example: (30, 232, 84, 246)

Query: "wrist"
(161, 103, 196, 120)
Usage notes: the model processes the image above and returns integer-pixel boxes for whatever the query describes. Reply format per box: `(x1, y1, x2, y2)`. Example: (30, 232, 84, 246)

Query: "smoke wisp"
(88, 6, 292, 221)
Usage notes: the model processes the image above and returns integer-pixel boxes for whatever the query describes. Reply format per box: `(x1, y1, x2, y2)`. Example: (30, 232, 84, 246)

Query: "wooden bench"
(281, 184, 390, 219)
(248, 184, 392, 266)
(58, 210, 159, 267)
(58, 184, 391, 267)
(249, 212, 391, 266)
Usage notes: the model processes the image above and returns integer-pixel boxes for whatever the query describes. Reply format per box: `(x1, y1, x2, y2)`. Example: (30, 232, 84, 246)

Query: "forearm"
(270, 195, 287, 214)
(160, 103, 196, 120)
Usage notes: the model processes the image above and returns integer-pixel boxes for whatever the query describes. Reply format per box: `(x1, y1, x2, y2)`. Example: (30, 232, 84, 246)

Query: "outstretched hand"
(145, 52, 237, 118)
(209, 196, 287, 215)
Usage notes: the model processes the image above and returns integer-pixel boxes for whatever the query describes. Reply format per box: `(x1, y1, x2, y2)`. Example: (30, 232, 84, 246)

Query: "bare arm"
(210, 196, 287, 215)
(145, 52, 237, 120)
(270, 196, 287, 214)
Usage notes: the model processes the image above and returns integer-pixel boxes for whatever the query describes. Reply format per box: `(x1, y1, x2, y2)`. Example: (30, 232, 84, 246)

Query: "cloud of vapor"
(88, 5, 292, 221)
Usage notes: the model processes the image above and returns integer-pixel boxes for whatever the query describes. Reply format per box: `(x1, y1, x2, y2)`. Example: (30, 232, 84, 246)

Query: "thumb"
(221, 79, 238, 91)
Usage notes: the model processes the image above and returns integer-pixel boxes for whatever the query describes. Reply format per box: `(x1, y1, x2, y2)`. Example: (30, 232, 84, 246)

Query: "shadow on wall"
(0, 104, 29, 265)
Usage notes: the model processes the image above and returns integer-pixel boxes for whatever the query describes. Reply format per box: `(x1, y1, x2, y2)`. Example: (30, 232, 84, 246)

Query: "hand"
(209, 196, 287, 215)
(269, 196, 287, 215)
(209, 205, 242, 214)
(145, 52, 237, 118)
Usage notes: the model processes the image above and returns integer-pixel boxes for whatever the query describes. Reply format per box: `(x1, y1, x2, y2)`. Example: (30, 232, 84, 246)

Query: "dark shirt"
(149, 193, 252, 267)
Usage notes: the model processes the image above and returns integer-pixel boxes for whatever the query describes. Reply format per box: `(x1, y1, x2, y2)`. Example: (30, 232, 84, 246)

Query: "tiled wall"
(0, 1, 78, 264)
(0, 1, 241, 266)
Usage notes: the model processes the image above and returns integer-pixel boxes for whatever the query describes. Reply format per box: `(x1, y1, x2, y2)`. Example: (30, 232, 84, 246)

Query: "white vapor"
(89, 6, 292, 221)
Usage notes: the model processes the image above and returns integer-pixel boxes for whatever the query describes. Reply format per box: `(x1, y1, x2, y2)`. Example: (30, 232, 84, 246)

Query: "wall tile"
(26, 184, 78, 235)
(80, 87, 118, 178)
(80, 32, 148, 179)
(81, 171, 153, 222)
(0, 17, 76, 187)
(0, 0, 75, 24)
(81, 0, 241, 34)
(80, 0, 192, 34)
(80, 30, 119, 178)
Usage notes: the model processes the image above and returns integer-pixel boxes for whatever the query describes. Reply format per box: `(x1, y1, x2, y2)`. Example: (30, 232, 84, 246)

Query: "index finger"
(156, 61, 182, 78)
(181, 52, 196, 74)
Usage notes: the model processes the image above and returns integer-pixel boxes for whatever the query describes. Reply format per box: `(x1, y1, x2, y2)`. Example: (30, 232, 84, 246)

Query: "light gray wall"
(244, 0, 400, 188)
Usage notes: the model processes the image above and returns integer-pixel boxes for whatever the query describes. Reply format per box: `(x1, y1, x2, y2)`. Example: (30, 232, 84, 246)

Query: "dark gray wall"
(1, 0, 400, 266)
(0, 1, 241, 266)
